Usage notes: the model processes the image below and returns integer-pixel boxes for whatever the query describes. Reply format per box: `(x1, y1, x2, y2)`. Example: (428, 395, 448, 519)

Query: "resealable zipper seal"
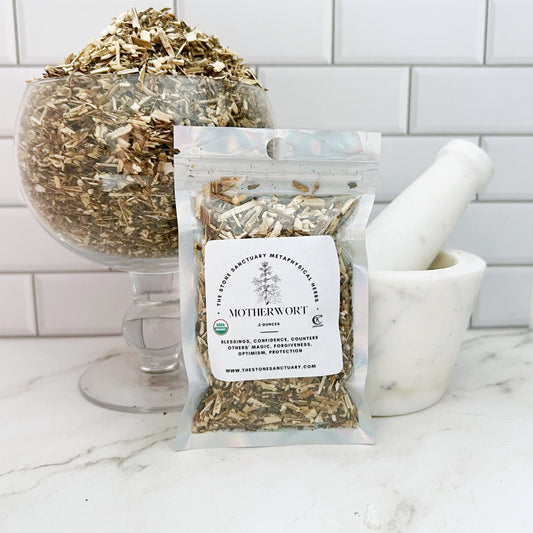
(174, 127, 380, 450)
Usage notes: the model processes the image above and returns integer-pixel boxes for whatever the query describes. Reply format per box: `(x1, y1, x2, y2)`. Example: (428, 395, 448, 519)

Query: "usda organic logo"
(213, 319, 229, 335)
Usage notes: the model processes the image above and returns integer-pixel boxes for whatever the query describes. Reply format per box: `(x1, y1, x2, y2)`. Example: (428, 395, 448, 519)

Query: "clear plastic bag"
(174, 127, 380, 449)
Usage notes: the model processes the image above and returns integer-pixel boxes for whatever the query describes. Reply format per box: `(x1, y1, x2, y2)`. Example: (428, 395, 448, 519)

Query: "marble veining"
(367, 249, 486, 415)
(0, 428, 176, 501)
(0, 330, 532, 532)
(0, 350, 121, 402)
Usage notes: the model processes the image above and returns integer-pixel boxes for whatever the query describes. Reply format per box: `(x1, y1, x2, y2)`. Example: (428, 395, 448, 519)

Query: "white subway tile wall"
(410, 67, 533, 133)
(472, 267, 533, 327)
(0, 1, 531, 334)
(335, 0, 485, 64)
(0, 0, 17, 64)
(378, 136, 479, 201)
(34, 272, 132, 335)
(179, 0, 332, 64)
(16, 0, 171, 64)
(259, 67, 409, 131)
(486, 0, 533, 64)
(0, 67, 43, 135)
(0, 208, 104, 272)
(480, 137, 533, 200)
(0, 139, 24, 205)
(0, 274, 35, 335)
(445, 203, 533, 265)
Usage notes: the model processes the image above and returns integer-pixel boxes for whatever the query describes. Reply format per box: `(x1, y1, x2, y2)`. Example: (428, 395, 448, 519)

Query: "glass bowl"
(16, 73, 274, 412)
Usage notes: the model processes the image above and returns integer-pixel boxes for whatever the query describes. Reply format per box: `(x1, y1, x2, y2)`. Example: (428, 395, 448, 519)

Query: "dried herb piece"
(42, 7, 260, 83)
(17, 8, 272, 261)
(191, 179, 359, 432)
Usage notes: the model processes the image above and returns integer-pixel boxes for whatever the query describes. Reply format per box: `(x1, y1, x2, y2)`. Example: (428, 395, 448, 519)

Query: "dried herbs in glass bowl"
(16, 7, 274, 271)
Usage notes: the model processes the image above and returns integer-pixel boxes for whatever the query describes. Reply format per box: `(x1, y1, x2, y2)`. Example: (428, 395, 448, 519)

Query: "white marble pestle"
(365, 140, 494, 415)
(366, 139, 494, 272)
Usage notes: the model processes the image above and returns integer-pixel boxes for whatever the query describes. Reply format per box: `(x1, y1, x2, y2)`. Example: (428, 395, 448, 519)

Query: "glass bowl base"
(79, 351, 187, 413)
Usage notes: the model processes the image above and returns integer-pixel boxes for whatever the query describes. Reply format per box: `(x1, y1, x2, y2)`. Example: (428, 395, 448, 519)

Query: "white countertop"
(1, 329, 532, 533)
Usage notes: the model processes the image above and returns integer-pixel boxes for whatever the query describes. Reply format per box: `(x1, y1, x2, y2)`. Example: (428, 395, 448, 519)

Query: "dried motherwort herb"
(17, 8, 272, 260)
(192, 179, 359, 432)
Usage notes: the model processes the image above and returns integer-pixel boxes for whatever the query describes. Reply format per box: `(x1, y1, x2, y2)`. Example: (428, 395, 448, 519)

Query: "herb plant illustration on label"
(252, 261, 282, 306)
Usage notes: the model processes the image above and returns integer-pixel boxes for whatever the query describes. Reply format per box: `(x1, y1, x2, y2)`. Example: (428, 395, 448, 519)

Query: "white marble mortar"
(366, 248, 486, 416)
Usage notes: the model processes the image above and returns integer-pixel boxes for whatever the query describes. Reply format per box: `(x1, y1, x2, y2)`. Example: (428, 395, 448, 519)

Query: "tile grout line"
(380, 133, 533, 138)
(0, 270, 123, 275)
(529, 281, 533, 328)
(483, 0, 490, 65)
(331, 0, 336, 65)
(406, 66, 413, 133)
(374, 199, 533, 206)
(480, 264, 533, 269)
(11, 0, 21, 64)
(475, 135, 482, 201)
(0, 333, 123, 340)
(0, 64, 47, 69)
(248, 63, 533, 69)
(30, 272, 40, 336)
